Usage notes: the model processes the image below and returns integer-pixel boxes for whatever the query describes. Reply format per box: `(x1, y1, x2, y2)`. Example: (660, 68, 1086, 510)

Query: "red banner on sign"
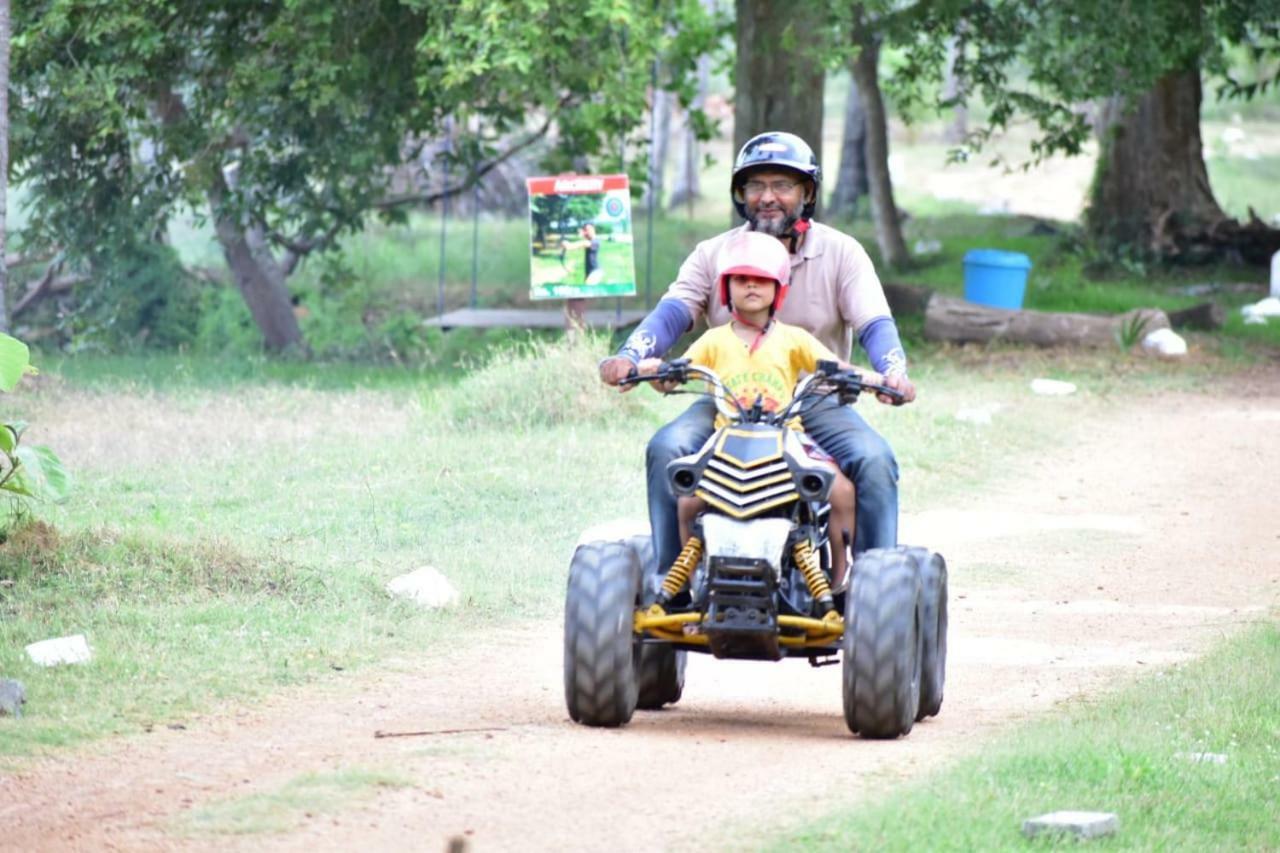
(526, 174, 631, 195)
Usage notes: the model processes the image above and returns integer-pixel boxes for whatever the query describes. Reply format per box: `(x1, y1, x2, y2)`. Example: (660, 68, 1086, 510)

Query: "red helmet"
(716, 231, 791, 314)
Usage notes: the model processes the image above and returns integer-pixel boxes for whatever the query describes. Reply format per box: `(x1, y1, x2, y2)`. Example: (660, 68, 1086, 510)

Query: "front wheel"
(627, 533, 687, 710)
(842, 547, 923, 739)
(564, 541, 641, 727)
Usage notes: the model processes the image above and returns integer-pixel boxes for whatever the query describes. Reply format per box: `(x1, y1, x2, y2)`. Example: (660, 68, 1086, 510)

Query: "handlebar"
(620, 357, 904, 422)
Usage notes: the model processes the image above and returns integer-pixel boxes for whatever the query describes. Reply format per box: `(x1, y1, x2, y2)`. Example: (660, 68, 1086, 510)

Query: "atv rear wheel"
(626, 534, 687, 710)
(908, 548, 948, 720)
(564, 540, 641, 727)
(842, 547, 923, 739)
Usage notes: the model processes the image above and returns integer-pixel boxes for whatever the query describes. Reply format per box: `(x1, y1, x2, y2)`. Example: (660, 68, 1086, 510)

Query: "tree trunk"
(647, 87, 672, 209)
(941, 33, 968, 145)
(828, 75, 868, 220)
(208, 171, 303, 353)
(924, 294, 1169, 347)
(668, 50, 709, 215)
(0, 0, 9, 333)
(734, 0, 824, 220)
(1087, 68, 1280, 264)
(848, 34, 910, 269)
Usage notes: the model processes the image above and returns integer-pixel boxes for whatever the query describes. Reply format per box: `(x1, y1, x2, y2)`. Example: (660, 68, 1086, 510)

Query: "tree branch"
(12, 254, 88, 318)
(374, 103, 569, 211)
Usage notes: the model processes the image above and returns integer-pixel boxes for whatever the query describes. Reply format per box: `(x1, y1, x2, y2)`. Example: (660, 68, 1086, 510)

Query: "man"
(599, 131, 916, 576)
(564, 223, 603, 285)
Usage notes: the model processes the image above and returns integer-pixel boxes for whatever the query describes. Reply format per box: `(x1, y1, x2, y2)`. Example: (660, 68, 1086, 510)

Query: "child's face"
(728, 274, 777, 313)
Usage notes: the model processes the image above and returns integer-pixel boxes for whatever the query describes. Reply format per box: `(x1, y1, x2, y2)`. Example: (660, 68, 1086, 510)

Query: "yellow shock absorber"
(658, 536, 703, 604)
(793, 539, 835, 613)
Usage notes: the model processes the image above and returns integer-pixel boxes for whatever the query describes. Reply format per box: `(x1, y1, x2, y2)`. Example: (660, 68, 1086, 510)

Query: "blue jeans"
(645, 396, 900, 572)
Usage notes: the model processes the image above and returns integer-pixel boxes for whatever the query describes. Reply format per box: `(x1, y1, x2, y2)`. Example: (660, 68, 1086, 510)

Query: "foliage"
(0, 334, 70, 532)
(8, 0, 721, 280)
(883, 0, 1280, 165)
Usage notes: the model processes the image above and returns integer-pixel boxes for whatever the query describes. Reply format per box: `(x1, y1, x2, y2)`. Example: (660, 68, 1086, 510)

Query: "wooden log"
(1166, 301, 1224, 330)
(923, 294, 1170, 347)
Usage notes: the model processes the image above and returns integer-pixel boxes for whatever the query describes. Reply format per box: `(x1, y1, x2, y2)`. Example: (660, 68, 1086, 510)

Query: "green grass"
(766, 621, 1280, 851)
(180, 767, 413, 836)
(1, 336, 1221, 757)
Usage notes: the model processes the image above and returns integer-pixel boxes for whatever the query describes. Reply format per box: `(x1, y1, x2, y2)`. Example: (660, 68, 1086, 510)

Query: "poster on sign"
(526, 174, 636, 300)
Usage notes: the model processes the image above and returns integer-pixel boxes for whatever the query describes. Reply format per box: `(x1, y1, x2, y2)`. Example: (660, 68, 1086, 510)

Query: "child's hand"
(637, 358, 680, 393)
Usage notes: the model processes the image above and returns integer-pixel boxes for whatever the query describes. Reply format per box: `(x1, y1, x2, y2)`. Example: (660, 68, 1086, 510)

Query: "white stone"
(576, 519, 648, 547)
(386, 567, 460, 609)
(955, 403, 1004, 425)
(1242, 296, 1280, 323)
(1141, 328, 1187, 358)
(1030, 378, 1077, 396)
(1022, 811, 1119, 840)
(1176, 751, 1229, 765)
(912, 238, 942, 256)
(25, 634, 93, 667)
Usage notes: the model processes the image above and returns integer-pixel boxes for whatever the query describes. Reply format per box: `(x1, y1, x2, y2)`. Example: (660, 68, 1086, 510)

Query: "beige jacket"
(664, 222, 890, 359)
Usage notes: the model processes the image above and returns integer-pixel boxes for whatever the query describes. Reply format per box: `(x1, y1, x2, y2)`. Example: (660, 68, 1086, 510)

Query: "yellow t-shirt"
(683, 322, 839, 427)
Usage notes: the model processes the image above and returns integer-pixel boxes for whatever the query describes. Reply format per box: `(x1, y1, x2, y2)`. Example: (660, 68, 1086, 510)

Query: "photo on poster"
(526, 174, 637, 300)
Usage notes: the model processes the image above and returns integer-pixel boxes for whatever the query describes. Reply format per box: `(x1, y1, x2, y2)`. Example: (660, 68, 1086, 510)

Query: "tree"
(899, 0, 1280, 263)
(734, 0, 826, 217)
(0, 0, 8, 333)
(10, 0, 716, 351)
(849, 25, 910, 268)
(828, 75, 869, 220)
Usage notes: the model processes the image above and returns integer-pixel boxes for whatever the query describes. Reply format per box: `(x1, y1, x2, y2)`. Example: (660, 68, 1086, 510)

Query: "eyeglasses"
(741, 179, 800, 197)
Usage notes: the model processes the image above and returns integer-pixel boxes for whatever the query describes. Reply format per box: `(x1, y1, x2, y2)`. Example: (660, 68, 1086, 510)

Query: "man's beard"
(748, 204, 800, 236)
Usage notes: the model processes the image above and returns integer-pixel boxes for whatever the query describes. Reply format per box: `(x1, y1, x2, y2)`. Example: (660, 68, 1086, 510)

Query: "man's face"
(739, 169, 809, 236)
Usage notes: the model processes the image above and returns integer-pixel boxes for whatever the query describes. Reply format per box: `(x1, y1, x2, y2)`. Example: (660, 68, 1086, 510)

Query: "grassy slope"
(766, 623, 1280, 851)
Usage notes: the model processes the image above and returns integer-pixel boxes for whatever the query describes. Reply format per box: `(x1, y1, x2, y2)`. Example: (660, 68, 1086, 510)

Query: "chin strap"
(731, 311, 773, 355)
(785, 218, 810, 254)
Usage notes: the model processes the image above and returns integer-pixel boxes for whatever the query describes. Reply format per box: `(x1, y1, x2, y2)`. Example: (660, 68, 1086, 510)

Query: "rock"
(955, 403, 1004, 425)
(25, 634, 93, 666)
(1141, 328, 1188, 358)
(1030, 378, 1077, 396)
(1241, 296, 1280, 324)
(1175, 751, 1228, 765)
(0, 679, 26, 718)
(386, 567, 460, 609)
(1022, 811, 1119, 840)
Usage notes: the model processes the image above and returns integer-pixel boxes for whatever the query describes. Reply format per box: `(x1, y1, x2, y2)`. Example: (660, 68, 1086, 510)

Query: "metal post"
(645, 60, 657, 309)
(437, 121, 452, 317)
(470, 178, 480, 309)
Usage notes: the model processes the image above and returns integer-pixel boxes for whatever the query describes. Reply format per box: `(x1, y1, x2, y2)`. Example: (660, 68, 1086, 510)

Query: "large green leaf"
(0, 334, 32, 393)
(13, 444, 72, 503)
(0, 424, 15, 454)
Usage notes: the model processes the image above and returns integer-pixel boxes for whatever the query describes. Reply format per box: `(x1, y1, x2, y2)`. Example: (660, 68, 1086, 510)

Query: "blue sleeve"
(615, 298, 694, 363)
(858, 316, 908, 376)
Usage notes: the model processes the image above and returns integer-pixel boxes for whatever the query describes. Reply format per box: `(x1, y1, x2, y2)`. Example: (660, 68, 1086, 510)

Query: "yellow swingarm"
(634, 605, 845, 648)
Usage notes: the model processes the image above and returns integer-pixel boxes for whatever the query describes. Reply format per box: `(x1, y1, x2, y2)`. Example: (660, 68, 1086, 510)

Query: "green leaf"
(14, 444, 72, 503)
(0, 424, 15, 454)
(0, 334, 32, 393)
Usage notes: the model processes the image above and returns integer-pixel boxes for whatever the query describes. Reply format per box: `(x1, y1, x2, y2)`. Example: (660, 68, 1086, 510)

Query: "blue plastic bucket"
(963, 249, 1032, 310)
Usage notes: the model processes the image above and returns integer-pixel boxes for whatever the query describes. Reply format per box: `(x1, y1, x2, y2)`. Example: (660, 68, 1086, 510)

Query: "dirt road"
(2, 380, 1277, 852)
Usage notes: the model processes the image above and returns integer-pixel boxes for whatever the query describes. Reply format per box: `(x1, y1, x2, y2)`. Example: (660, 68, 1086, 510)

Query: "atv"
(564, 358, 947, 738)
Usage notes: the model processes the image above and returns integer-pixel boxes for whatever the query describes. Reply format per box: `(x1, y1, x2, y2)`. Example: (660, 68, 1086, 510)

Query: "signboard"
(526, 174, 636, 300)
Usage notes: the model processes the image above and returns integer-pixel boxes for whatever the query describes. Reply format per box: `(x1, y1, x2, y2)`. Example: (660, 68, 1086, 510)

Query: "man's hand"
(598, 356, 638, 392)
(877, 373, 916, 406)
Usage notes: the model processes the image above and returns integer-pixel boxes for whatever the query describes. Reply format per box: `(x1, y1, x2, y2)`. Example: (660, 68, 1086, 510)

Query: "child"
(639, 230, 883, 591)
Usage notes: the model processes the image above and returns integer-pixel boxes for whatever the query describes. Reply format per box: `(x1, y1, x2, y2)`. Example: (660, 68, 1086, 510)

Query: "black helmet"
(731, 131, 822, 222)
